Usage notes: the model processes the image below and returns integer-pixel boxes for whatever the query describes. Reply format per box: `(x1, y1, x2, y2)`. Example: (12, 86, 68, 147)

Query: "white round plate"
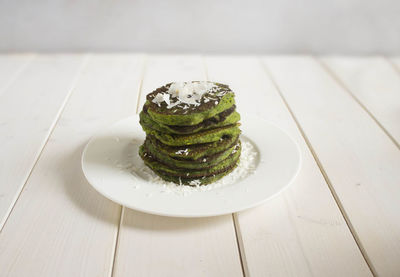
(82, 114, 301, 217)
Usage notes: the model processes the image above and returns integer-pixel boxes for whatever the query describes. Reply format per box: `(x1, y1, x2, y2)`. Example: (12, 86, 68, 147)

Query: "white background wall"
(0, 0, 399, 54)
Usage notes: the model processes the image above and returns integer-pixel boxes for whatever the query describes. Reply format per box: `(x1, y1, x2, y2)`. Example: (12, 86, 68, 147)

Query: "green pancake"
(145, 138, 240, 169)
(139, 142, 241, 184)
(140, 105, 240, 135)
(149, 134, 239, 160)
(141, 123, 241, 146)
(145, 82, 236, 126)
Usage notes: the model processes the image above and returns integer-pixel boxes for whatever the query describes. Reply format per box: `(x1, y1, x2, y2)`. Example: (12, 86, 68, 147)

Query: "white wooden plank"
(390, 57, 400, 81)
(263, 56, 400, 277)
(0, 54, 144, 276)
(116, 211, 243, 277)
(391, 57, 400, 69)
(320, 56, 400, 147)
(0, 54, 34, 96)
(205, 56, 372, 277)
(113, 55, 243, 277)
(0, 54, 87, 229)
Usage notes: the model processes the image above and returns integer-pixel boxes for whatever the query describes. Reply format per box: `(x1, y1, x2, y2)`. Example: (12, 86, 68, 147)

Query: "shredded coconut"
(159, 81, 217, 107)
(152, 93, 165, 106)
(163, 93, 170, 106)
(175, 149, 189, 155)
(189, 179, 202, 186)
(168, 82, 183, 98)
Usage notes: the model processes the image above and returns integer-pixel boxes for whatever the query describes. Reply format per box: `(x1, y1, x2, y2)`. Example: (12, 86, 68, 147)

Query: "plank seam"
(111, 54, 148, 276)
(259, 58, 377, 277)
(0, 54, 91, 232)
(232, 213, 248, 277)
(0, 54, 36, 97)
(385, 56, 400, 77)
(110, 206, 124, 277)
(135, 55, 148, 114)
(315, 56, 400, 150)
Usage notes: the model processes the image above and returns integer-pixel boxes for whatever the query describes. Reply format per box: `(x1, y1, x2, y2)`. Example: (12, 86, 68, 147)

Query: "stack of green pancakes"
(139, 81, 241, 186)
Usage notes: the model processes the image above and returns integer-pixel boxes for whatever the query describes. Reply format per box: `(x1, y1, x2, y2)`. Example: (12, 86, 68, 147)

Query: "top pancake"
(145, 81, 236, 126)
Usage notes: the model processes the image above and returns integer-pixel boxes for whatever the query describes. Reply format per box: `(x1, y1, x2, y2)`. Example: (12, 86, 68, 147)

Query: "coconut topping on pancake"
(148, 81, 231, 113)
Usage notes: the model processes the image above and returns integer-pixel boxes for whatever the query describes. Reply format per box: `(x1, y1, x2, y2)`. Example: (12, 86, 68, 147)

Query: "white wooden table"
(0, 54, 399, 277)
